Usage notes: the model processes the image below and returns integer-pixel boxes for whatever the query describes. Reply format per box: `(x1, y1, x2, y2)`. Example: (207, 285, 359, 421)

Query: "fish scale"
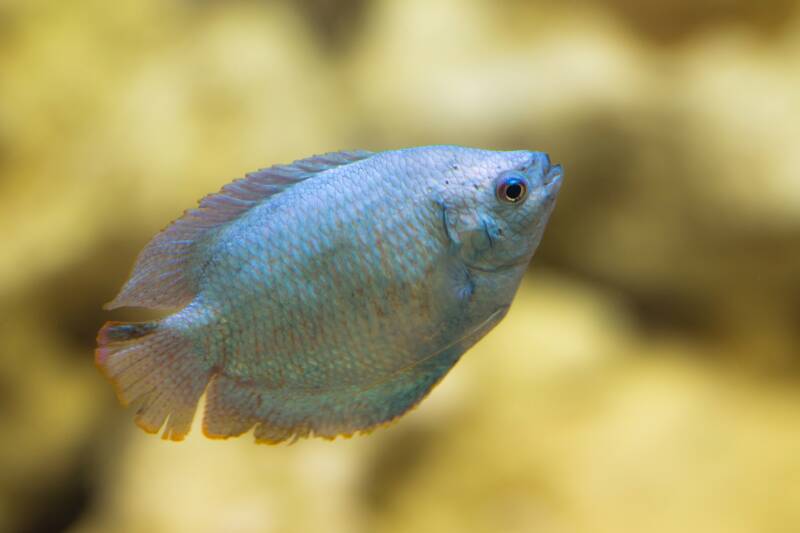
(96, 145, 562, 443)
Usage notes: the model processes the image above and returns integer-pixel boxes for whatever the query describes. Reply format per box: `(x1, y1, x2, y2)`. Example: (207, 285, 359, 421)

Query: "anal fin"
(202, 348, 460, 444)
(201, 306, 509, 444)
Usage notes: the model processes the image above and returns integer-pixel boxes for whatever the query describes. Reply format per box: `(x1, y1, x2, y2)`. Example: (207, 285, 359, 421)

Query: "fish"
(96, 145, 563, 443)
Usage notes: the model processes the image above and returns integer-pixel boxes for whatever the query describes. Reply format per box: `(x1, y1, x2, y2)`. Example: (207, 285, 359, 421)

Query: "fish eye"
(495, 173, 528, 204)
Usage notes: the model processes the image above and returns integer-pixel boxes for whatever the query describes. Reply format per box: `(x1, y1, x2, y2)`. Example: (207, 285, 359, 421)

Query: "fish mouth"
(543, 163, 563, 194)
(524, 152, 563, 192)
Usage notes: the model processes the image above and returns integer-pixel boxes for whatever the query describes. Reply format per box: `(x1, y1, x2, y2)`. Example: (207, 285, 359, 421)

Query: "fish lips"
(544, 164, 563, 196)
(523, 152, 563, 197)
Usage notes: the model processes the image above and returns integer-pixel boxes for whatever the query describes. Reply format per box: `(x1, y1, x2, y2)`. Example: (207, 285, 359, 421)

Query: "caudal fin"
(95, 321, 211, 440)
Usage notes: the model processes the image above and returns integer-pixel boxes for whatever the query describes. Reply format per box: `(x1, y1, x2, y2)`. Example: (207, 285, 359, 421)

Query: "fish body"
(96, 146, 562, 443)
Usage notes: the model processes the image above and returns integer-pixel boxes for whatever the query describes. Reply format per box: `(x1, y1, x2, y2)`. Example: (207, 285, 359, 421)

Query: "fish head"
(441, 149, 562, 271)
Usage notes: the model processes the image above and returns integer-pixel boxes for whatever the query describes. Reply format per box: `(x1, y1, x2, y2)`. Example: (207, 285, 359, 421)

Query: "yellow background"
(1, 1, 799, 532)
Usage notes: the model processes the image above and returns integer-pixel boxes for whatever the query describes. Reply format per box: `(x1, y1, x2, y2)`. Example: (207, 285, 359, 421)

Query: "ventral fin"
(107, 150, 374, 310)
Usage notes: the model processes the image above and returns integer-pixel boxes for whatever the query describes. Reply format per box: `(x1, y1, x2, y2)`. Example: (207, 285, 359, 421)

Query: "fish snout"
(544, 163, 563, 193)
(526, 152, 562, 194)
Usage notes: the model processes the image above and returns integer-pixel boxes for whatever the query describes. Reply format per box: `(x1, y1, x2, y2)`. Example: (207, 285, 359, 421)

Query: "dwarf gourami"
(96, 145, 563, 443)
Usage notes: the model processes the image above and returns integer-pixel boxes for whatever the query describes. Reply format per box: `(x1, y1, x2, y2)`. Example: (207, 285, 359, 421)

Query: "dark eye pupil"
(495, 175, 528, 204)
(505, 183, 523, 200)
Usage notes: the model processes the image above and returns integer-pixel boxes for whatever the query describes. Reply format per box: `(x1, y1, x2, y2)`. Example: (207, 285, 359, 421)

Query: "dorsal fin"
(107, 150, 374, 310)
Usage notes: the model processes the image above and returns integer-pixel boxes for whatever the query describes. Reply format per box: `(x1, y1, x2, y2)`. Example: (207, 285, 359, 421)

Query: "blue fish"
(96, 146, 562, 443)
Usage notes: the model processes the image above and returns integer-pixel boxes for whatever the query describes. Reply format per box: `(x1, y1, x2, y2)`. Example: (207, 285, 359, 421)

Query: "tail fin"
(95, 320, 211, 440)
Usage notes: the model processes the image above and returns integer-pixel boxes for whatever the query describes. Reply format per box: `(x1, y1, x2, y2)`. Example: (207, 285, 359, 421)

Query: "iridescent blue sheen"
(95, 146, 563, 443)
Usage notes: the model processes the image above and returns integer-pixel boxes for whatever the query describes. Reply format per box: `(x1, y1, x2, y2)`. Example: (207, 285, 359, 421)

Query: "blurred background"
(2, 0, 800, 532)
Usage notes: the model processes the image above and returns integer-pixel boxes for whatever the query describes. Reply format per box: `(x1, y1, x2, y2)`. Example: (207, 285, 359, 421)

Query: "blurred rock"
(366, 275, 800, 533)
(580, 0, 799, 44)
(0, 310, 104, 533)
(348, 0, 650, 145)
(68, 274, 800, 533)
(75, 424, 370, 533)
(0, 0, 348, 298)
(291, 0, 372, 52)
